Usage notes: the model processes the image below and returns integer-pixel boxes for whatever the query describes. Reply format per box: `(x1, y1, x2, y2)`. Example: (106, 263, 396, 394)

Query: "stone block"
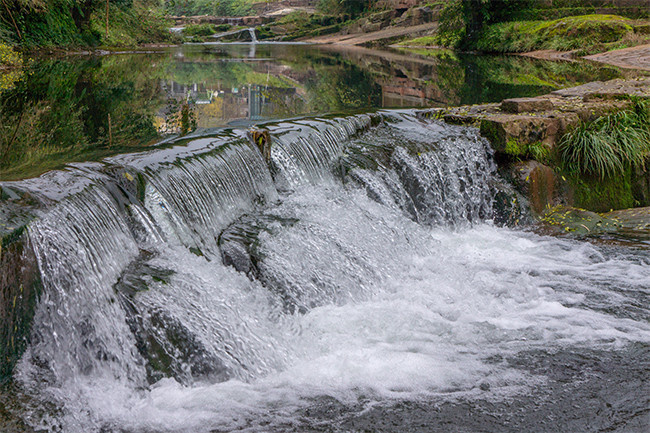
(480, 115, 560, 156)
(501, 97, 554, 113)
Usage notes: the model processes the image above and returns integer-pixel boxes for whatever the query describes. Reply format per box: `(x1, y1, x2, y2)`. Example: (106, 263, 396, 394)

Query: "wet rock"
(1, 188, 42, 382)
(220, 241, 254, 275)
(491, 177, 531, 227)
(604, 206, 650, 239)
(115, 257, 233, 385)
(502, 160, 563, 215)
(0, 229, 42, 382)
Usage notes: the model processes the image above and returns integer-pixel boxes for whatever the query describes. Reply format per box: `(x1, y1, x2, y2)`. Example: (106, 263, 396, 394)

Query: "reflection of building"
(380, 76, 452, 107)
(160, 79, 299, 129)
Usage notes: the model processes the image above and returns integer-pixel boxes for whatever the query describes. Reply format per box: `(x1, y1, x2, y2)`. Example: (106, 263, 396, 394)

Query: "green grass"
(397, 36, 439, 47)
(557, 100, 650, 179)
(475, 14, 637, 53)
(182, 24, 231, 37)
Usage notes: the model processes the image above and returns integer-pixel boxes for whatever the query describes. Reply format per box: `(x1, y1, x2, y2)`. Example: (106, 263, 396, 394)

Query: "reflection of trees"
(0, 44, 625, 180)
(306, 63, 382, 112)
(457, 55, 623, 105)
(0, 55, 170, 179)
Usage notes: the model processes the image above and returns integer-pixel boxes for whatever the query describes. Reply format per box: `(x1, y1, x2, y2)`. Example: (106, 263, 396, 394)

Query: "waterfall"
(2, 110, 648, 433)
(248, 28, 258, 44)
(210, 27, 258, 43)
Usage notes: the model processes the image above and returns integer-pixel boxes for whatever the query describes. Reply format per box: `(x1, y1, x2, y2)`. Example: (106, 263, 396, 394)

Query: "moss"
(504, 138, 528, 156)
(479, 119, 504, 150)
(475, 14, 637, 53)
(479, 119, 531, 156)
(182, 24, 226, 37)
(398, 35, 440, 47)
(570, 169, 636, 212)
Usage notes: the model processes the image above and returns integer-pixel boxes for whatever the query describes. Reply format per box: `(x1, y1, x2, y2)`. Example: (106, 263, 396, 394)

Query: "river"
(0, 44, 648, 432)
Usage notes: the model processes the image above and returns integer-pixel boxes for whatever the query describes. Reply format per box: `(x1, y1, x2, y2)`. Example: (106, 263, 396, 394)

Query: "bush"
(558, 100, 650, 179)
(0, 43, 22, 67)
(90, 1, 175, 47)
(183, 24, 222, 37)
(475, 14, 634, 53)
(433, 0, 535, 48)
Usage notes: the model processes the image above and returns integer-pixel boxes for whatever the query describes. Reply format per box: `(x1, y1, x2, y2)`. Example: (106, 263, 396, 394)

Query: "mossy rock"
(569, 170, 637, 213)
(634, 23, 650, 34)
(1, 186, 43, 382)
(480, 115, 559, 156)
(1, 228, 42, 383)
(541, 205, 621, 235)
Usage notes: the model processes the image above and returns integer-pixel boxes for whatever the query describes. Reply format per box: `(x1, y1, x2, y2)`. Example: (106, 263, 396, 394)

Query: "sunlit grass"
(476, 14, 638, 53)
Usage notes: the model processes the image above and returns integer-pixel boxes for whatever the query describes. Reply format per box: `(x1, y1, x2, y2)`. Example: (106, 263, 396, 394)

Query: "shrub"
(183, 24, 220, 37)
(557, 101, 650, 179)
(475, 14, 634, 53)
(0, 43, 22, 67)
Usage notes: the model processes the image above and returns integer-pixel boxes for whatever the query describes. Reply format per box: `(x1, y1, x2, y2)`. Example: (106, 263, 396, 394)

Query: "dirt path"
(584, 44, 650, 71)
(302, 22, 438, 46)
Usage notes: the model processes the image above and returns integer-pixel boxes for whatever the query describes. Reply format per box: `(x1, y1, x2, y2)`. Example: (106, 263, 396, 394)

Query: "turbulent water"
(4, 112, 649, 432)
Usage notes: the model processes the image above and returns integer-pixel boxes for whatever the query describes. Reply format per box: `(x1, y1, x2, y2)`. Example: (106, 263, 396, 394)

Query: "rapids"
(2, 111, 648, 432)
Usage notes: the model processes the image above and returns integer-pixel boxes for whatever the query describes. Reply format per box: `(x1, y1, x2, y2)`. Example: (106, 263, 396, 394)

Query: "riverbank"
(421, 76, 650, 232)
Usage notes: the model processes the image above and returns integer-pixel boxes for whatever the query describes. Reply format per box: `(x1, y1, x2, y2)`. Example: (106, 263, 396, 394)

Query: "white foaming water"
(57, 185, 650, 433)
(10, 112, 650, 432)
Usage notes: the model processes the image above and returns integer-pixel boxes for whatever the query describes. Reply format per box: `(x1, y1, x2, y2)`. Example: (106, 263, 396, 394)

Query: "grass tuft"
(557, 100, 650, 179)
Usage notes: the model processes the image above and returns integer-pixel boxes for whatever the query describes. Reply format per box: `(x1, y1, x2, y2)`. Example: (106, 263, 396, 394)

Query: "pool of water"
(0, 43, 628, 180)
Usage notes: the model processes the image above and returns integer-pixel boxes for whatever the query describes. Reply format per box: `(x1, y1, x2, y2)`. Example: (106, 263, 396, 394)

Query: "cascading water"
(210, 28, 258, 43)
(2, 111, 649, 432)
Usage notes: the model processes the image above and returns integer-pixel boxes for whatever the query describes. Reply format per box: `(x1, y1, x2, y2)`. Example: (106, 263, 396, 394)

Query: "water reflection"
(0, 43, 627, 180)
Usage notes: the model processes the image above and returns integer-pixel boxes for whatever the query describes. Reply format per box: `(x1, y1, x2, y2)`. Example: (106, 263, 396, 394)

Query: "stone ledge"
(501, 97, 554, 114)
(420, 77, 650, 157)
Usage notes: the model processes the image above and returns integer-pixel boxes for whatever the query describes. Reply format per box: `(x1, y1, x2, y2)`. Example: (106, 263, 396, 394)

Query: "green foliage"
(91, 2, 175, 47)
(270, 11, 348, 41)
(475, 14, 635, 53)
(527, 141, 551, 164)
(433, 0, 465, 48)
(0, 0, 174, 48)
(164, 0, 254, 17)
(434, 0, 535, 48)
(558, 101, 650, 179)
(318, 0, 375, 17)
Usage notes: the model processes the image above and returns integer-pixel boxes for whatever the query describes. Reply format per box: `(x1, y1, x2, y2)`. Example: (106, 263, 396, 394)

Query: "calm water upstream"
(0, 43, 626, 180)
(0, 44, 648, 432)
